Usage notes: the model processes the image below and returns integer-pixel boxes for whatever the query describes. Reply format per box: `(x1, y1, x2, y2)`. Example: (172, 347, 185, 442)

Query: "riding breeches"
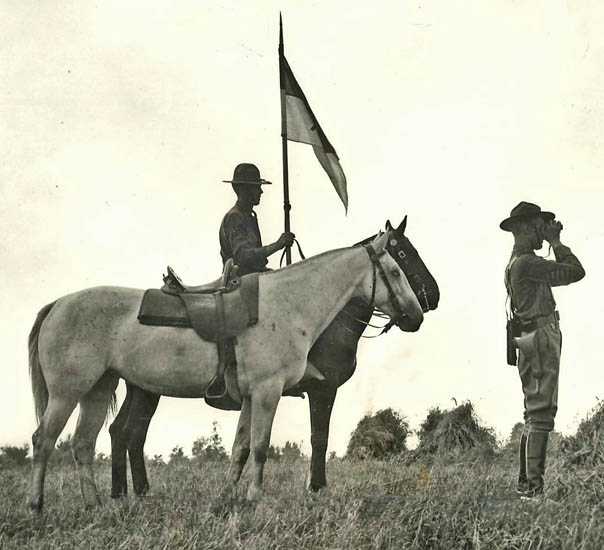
(516, 322, 562, 433)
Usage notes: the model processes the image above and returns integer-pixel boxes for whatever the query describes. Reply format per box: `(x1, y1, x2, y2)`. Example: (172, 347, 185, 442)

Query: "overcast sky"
(2, 1, 603, 459)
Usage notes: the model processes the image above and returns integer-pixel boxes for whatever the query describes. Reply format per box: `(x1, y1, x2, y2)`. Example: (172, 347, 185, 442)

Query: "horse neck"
(337, 298, 374, 338)
(266, 247, 370, 342)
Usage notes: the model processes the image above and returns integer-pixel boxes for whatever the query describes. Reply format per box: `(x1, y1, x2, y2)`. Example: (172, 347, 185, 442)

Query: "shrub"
(150, 454, 165, 466)
(95, 452, 110, 465)
(346, 408, 410, 460)
(281, 441, 304, 461)
(266, 441, 304, 461)
(0, 443, 29, 467)
(191, 422, 228, 462)
(267, 445, 282, 461)
(50, 434, 74, 466)
(169, 445, 188, 465)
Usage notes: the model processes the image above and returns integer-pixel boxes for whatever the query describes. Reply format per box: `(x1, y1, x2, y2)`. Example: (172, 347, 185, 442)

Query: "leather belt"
(520, 311, 559, 333)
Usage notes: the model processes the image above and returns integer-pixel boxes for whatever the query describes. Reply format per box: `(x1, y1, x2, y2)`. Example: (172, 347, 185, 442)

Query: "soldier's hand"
(542, 220, 563, 243)
(277, 232, 296, 249)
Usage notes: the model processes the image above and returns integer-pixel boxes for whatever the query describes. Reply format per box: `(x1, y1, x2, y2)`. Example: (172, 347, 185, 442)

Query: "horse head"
(364, 230, 424, 332)
(385, 216, 440, 313)
(355, 217, 440, 316)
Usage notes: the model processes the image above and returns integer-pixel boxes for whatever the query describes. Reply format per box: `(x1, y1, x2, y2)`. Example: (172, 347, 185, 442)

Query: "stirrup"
(205, 375, 228, 400)
(204, 375, 241, 411)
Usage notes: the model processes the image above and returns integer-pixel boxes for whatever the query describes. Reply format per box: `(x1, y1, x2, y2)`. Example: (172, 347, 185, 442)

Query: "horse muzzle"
(395, 310, 424, 332)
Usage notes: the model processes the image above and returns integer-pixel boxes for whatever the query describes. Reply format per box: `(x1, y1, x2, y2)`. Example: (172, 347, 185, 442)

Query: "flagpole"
(279, 13, 292, 265)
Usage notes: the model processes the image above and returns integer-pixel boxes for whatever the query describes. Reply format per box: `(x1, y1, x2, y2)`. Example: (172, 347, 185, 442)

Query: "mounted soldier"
(199, 162, 295, 403)
(501, 201, 585, 499)
(220, 162, 295, 276)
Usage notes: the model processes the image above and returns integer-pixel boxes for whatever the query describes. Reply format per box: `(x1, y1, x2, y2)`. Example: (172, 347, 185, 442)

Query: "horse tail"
(29, 301, 56, 424)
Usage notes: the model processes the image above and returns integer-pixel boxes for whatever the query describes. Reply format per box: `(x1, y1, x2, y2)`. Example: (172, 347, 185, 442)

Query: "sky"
(2, 1, 603, 460)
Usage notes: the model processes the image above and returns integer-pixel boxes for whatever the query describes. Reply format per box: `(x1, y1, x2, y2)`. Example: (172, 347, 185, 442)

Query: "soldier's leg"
(517, 352, 533, 494)
(517, 432, 528, 494)
(519, 324, 561, 497)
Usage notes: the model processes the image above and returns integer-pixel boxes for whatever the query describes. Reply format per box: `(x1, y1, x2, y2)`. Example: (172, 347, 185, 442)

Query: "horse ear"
(396, 215, 408, 234)
(371, 230, 389, 254)
(385, 220, 393, 231)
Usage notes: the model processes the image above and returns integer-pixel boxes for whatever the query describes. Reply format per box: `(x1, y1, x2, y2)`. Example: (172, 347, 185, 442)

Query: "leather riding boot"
(523, 431, 549, 498)
(516, 432, 528, 494)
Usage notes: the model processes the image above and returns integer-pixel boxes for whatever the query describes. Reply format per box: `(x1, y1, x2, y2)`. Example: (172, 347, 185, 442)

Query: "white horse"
(28, 230, 423, 511)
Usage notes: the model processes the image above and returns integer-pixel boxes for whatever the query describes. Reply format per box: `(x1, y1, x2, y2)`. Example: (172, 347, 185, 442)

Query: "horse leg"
(246, 381, 282, 502)
(72, 372, 119, 507)
(108, 382, 134, 498)
(30, 397, 78, 513)
(125, 388, 160, 496)
(219, 397, 251, 500)
(307, 385, 337, 491)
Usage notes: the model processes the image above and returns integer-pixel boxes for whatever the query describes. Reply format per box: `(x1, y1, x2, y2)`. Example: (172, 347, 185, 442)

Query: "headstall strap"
(363, 244, 406, 323)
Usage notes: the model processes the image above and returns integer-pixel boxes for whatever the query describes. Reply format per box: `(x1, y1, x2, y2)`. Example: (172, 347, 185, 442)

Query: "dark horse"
(109, 217, 439, 497)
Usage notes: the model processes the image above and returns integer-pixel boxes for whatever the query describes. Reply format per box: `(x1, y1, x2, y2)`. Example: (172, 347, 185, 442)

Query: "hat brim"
(499, 211, 555, 231)
(222, 179, 272, 185)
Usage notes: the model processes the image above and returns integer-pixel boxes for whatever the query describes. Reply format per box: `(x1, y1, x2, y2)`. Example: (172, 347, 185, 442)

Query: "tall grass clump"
(346, 408, 410, 460)
(416, 401, 497, 461)
(561, 400, 604, 465)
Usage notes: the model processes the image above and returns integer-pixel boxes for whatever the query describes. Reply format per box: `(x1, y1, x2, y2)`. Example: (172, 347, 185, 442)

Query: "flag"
(279, 45, 348, 211)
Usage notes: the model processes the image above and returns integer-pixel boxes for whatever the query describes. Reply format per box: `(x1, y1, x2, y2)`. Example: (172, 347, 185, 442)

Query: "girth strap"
(240, 273, 259, 326)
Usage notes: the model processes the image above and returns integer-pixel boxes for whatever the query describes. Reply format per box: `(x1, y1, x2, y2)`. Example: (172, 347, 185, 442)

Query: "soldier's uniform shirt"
(219, 200, 268, 276)
(506, 243, 585, 432)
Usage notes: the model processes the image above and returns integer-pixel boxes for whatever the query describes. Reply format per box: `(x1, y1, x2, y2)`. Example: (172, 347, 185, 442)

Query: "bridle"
(387, 236, 431, 313)
(362, 243, 409, 329)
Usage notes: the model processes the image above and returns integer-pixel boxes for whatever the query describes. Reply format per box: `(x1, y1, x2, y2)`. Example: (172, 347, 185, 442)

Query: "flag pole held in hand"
(278, 14, 349, 265)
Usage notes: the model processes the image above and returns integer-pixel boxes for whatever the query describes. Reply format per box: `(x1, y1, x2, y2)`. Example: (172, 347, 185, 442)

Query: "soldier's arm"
(226, 215, 286, 269)
(228, 219, 268, 269)
(522, 244, 585, 286)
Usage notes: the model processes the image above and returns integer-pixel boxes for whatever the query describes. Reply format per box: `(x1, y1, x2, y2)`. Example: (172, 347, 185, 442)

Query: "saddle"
(137, 261, 259, 411)
(161, 259, 238, 295)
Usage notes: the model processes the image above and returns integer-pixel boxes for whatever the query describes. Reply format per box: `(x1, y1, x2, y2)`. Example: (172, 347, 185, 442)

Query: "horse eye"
(391, 268, 401, 278)
(390, 239, 398, 247)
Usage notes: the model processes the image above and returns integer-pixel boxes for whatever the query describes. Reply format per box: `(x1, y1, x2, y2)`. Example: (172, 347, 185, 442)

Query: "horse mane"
(262, 245, 358, 276)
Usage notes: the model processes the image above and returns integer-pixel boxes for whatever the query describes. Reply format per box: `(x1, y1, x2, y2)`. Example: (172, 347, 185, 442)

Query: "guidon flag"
(279, 34, 348, 211)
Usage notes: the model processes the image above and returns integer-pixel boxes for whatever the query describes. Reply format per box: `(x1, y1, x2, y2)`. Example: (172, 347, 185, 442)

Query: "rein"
(279, 239, 306, 267)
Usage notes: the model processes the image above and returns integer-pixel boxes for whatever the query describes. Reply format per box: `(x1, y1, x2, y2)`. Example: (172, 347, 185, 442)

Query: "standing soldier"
(220, 163, 295, 276)
(501, 202, 585, 499)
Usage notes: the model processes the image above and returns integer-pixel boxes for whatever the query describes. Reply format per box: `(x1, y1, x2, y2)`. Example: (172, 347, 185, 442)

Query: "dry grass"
(2, 455, 604, 549)
(562, 400, 604, 466)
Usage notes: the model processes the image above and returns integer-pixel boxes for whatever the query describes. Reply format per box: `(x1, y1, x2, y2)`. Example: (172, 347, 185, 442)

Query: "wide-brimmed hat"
(499, 201, 555, 231)
(222, 163, 272, 185)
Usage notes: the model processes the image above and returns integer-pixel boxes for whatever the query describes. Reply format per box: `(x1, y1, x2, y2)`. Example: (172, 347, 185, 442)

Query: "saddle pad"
(138, 289, 191, 328)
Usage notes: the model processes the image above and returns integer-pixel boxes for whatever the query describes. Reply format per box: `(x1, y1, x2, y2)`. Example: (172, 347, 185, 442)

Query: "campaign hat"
(222, 163, 272, 185)
(499, 201, 555, 231)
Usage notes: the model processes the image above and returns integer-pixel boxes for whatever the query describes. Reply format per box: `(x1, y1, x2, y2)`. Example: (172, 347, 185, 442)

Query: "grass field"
(1, 453, 603, 549)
